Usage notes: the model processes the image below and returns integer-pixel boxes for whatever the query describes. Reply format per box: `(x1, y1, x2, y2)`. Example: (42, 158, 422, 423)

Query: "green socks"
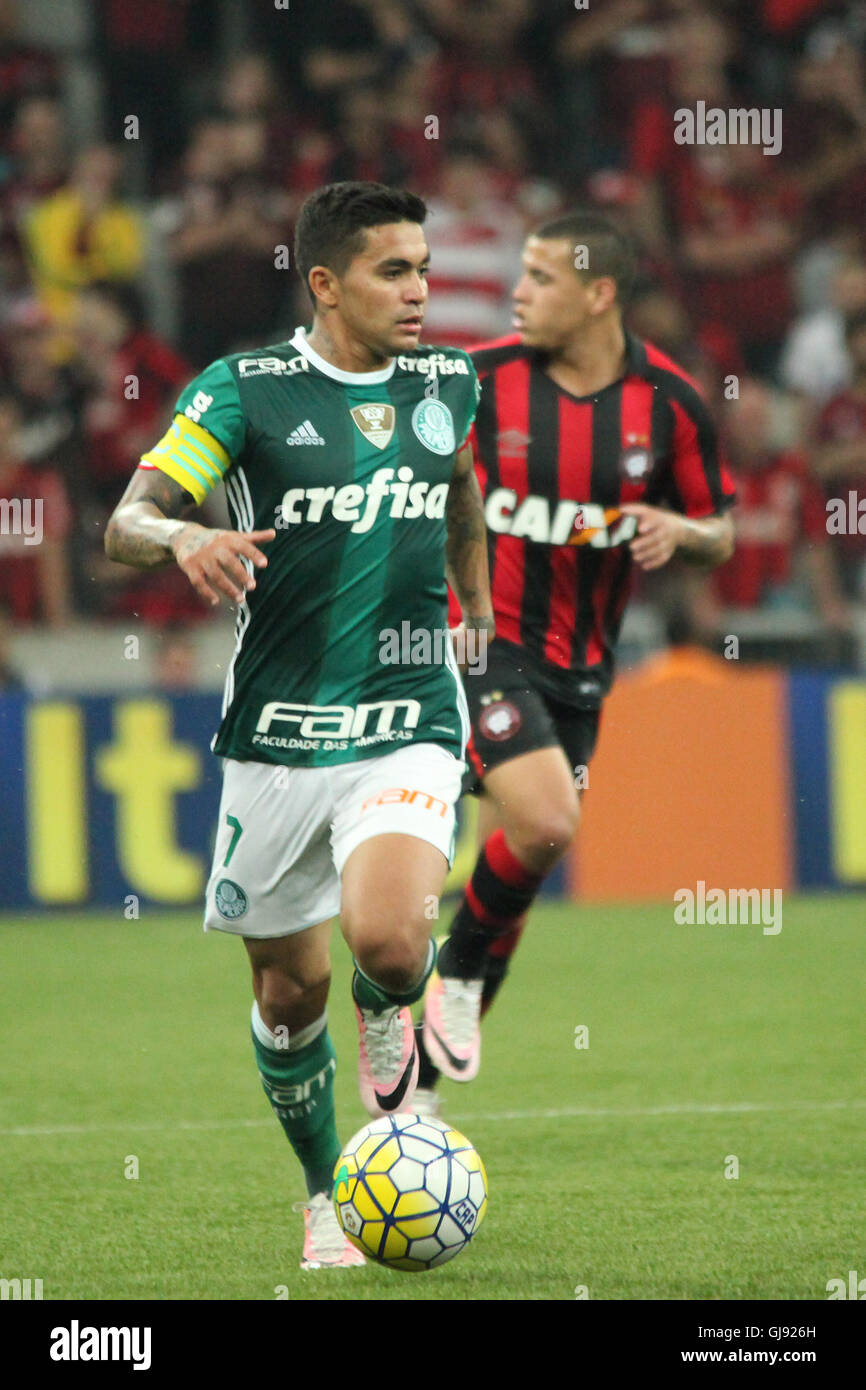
(250, 1004, 341, 1197)
(251, 938, 438, 1194)
(352, 939, 437, 1015)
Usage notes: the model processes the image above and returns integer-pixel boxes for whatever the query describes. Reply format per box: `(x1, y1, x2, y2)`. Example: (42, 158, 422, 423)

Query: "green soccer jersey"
(143, 328, 480, 768)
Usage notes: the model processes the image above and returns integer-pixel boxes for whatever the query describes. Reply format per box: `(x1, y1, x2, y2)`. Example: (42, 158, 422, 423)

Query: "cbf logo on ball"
(412, 399, 456, 456)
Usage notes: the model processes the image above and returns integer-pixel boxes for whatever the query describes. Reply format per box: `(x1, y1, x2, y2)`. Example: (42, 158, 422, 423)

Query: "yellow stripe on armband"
(140, 414, 232, 505)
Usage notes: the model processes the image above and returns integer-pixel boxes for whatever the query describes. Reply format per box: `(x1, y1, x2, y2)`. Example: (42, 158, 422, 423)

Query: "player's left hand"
(620, 503, 687, 571)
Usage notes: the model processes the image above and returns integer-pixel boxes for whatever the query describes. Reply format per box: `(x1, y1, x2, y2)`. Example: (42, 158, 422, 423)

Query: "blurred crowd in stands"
(0, 0, 865, 674)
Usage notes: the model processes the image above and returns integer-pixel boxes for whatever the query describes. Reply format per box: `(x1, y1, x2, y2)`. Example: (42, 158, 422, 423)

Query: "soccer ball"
(333, 1113, 488, 1272)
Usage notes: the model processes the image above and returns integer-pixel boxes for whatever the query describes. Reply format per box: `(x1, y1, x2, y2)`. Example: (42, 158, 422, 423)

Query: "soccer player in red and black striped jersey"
(417, 211, 737, 1098)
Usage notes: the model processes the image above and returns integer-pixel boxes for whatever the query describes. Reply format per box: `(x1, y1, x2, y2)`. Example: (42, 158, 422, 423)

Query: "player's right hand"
(171, 523, 276, 607)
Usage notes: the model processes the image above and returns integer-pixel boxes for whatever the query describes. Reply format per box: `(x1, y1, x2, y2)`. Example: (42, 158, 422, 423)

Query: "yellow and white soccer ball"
(333, 1113, 488, 1271)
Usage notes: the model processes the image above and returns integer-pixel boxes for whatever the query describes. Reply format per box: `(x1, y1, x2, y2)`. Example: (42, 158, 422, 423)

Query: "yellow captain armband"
(140, 414, 232, 506)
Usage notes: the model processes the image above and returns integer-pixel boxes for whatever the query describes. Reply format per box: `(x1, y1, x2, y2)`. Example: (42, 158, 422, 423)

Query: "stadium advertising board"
(1, 671, 863, 910)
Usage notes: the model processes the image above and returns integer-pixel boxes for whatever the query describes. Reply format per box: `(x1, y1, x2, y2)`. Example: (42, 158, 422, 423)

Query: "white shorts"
(204, 743, 464, 939)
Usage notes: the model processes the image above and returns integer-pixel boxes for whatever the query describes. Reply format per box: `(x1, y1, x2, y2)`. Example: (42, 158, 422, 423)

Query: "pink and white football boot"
(422, 967, 483, 1082)
(354, 1002, 419, 1117)
(295, 1193, 366, 1269)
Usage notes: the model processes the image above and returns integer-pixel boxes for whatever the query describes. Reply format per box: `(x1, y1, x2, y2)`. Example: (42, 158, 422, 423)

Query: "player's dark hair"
(294, 182, 428, 308)
(533, 210, 637, 306)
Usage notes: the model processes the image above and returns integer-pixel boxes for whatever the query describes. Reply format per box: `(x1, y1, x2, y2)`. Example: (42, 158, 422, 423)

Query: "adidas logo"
(287, 420, 325, 446)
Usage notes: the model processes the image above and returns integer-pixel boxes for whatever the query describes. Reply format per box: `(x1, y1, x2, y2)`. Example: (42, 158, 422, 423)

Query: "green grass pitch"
(1, 895, 863, 1301)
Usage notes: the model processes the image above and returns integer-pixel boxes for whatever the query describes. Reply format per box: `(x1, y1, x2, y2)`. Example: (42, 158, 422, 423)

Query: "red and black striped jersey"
(463, 332, 737, 707)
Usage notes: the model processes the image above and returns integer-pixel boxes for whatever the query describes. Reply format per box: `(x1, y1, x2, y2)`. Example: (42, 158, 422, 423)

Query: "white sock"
(250, 1000, 327, 1053)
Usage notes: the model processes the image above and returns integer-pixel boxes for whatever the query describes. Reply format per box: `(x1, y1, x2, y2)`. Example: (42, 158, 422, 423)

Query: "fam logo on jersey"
(412, 399, 456, 456)
(215, 878, 248, 920)
(484, 489, 638, 548)
(620, 433, 654, 483)
(350, 403, 395, 450)
(478, 691, 522, 742)
(238, 355, 310, 377)
(253, 698, 420, 752)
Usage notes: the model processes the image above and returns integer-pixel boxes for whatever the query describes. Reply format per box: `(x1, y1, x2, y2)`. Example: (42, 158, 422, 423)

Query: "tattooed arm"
(446, 439, 494, 637)
(104, 467, 275, 607)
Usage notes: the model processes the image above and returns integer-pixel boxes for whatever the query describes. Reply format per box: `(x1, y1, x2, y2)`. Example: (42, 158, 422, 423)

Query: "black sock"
(419, 917, 527, 1093)
(415, 1021, 440, 1088)
(439, 829, 541, 980)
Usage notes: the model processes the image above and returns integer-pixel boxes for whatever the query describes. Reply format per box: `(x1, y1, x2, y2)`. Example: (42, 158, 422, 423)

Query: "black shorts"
(463, 640, 602, 794)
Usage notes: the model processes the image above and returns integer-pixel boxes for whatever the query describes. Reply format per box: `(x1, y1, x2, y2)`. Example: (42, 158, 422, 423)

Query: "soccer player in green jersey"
(105, 182, 494, 1268)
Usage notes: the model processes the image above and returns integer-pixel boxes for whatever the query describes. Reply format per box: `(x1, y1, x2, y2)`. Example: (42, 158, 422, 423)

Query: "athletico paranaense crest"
(350, 403, 395, 450)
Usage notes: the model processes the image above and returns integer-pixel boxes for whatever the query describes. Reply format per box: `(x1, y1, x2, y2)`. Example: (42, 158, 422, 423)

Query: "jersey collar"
(289, 327, 397, 385)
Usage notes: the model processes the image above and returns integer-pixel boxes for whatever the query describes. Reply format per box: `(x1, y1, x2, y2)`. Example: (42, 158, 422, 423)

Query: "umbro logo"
(287, 420, 325, 446)
(498, 428, 531, 457)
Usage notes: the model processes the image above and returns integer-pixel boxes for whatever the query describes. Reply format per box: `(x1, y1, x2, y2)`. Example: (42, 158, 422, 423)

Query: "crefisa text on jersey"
(275, 467, 449, 534)
(395, 352, 470, 375)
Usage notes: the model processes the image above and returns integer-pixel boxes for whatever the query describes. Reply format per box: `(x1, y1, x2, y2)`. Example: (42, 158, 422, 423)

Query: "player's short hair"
(294, 182, 428, 308)
(532, 211, 637, 306)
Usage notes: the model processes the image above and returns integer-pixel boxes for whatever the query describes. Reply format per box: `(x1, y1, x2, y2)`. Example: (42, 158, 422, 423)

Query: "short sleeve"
(665, 387, 738, 518)
(173, 359, 246, 459)
(139, 359, 245, 505)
